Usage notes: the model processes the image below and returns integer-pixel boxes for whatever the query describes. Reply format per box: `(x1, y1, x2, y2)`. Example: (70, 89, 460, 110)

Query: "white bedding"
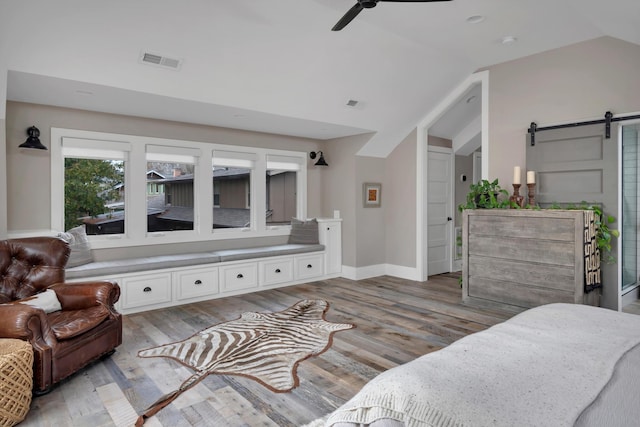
(316, 303, 640, 427)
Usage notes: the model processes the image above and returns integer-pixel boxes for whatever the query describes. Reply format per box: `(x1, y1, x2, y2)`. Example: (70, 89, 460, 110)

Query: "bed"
(306, 303, 640, 427)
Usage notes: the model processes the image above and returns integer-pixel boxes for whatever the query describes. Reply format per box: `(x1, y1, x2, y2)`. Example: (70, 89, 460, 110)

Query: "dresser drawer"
(220, 262, 258, 292)
(122, 273, 172, 309)
(175, 266, 219, 300)
(295, 254, 324, 280)
(260, 257, 294, 287)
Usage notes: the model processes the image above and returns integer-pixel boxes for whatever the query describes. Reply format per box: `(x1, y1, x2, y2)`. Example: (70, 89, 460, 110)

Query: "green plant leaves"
(458, 179, 512, 211)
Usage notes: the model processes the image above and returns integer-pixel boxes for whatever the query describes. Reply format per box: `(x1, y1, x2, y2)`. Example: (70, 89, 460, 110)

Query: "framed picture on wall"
(363, 182, 381, 208)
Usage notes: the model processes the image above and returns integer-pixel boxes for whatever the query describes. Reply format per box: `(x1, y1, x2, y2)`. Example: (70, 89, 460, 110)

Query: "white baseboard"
(385, 264, 420, 281)
(339, 264, 420, 281)
(340, 265, 358, 280)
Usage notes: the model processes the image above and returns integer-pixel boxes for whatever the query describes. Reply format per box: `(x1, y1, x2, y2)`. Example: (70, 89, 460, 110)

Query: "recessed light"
(75, 90, 93, 96)
(466, 15, 485, 24)
(233, 114, 246, 118)
(501, 35, 517, 44)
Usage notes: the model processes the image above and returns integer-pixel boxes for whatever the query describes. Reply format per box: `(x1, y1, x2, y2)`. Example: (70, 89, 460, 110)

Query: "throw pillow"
(18, 289, 62, 313)
(288, 218, 319, 244)
(58, 225, 94, 267)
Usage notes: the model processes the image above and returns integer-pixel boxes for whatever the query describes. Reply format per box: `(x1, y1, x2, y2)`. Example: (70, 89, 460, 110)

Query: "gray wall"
(5, 36, 640, 275)
(5, 100, 326, 233)
(355, 155, 386, 267)
(455, 153, 474, 226)
(385, 129, 417, 268)
(324, 133, 372, 268)
(485, 36, 640, 186)
(0, 118, 6, 237)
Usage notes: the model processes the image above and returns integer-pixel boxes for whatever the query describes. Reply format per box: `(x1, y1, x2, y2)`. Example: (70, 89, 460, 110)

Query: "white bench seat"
(65, 244, 325, 280)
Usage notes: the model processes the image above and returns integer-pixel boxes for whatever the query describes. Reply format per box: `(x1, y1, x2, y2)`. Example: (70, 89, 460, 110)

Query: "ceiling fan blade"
(332, 3, 364, 31)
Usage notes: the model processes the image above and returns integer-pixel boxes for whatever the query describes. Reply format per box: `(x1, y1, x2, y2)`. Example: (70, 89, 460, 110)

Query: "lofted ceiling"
(2, 0, 639, 157)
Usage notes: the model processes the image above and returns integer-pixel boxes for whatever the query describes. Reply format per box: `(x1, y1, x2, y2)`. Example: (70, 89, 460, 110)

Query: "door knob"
(447, 216, 453, 221)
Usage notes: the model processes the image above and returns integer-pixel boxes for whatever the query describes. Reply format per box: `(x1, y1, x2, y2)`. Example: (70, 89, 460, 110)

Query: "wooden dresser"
(461, 209, 599, 310)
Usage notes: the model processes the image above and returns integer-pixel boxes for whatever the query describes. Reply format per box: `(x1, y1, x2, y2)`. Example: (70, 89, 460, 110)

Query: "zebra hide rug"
(135, 299, 354, 425)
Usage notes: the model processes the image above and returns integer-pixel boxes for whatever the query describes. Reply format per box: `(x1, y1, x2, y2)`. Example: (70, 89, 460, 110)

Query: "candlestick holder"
(527, 183, 536, 207)
(509, 184, 525, 208)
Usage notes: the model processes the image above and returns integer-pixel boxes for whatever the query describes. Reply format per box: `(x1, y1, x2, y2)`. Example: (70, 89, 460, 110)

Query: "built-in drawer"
(294, 254, 324, 281)
(220, 262, 258, 293)
(174, 266, 219, 300)
(260, 257, 294, 287)
(121, 272, 172, 309)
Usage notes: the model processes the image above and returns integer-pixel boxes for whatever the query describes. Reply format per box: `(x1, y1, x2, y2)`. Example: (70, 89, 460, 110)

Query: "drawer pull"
(237, 273, 244, 279)
(143, 286, 152, 292)
(307, 264, 313, 269)
(275, 268, 281, 273)
(194, 279, 202, 285)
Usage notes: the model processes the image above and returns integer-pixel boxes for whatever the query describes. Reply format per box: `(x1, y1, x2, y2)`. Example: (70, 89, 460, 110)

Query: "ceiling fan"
(332, 0, 452, 31)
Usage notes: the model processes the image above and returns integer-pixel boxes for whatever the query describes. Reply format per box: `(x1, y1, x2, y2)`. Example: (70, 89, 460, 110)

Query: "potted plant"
(548, 202, 620, 264)
(458, 179, 511, 211)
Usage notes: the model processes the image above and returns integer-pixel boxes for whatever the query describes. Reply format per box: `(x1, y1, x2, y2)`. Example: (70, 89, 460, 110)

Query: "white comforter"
(322, 303, 640, 427)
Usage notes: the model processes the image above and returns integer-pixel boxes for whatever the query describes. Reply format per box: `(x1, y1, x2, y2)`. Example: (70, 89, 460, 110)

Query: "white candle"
(527, 171, 536, 184)
(513, 166, 521, 185)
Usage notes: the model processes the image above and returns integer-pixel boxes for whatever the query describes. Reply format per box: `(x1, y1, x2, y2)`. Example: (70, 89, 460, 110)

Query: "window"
(211, 150, 256, 229)
(60, 138, 129, 235)
(266, 155, 301, 225)
(51, 128, 308, 248)
(146, 145, 199, 233)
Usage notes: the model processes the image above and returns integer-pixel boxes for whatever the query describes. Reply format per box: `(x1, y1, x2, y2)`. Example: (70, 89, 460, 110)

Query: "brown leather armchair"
(0, 237, 122, 394)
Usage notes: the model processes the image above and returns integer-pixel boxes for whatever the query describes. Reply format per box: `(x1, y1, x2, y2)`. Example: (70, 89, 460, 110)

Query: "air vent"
(346, 99, 359, 107)
(139, 51, 182, 70)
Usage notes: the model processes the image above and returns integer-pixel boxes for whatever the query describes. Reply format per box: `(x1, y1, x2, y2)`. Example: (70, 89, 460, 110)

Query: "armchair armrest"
(0, 303, 55, 344)
(50, 281, 120, 311)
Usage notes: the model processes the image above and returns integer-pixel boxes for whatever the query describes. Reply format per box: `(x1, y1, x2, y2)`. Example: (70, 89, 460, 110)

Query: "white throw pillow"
(58, 225, 94, 267)
(19, 289, 62, 313)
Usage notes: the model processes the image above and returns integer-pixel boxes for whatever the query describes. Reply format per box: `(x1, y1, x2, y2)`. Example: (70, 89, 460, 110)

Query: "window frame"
(51, 128, 307, 249)
(211, 149, 258, 234)
(265, 154, 304, 228)
(145, 144, 201, 237)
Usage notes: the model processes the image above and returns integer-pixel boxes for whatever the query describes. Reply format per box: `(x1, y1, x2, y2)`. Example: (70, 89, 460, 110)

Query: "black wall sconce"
(310, 151, 328, 166)
(19, 126, 47, 150)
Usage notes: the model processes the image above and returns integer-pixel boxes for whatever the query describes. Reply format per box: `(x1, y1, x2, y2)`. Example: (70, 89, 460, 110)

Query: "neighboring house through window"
(50, 128, 308, 249)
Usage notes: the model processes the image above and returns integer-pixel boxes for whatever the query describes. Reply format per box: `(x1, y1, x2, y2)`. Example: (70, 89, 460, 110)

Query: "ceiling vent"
(139, 51, 182, 70)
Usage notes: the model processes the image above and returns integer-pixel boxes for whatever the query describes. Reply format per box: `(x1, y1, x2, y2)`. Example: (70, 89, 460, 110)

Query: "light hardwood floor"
(21, 275, 518, 427)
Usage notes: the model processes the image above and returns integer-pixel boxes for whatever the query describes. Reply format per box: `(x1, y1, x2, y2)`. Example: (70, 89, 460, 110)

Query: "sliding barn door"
(526, 123, 619, 309)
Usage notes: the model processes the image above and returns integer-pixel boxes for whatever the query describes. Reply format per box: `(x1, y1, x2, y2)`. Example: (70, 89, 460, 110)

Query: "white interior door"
(427, 147, 453, 276)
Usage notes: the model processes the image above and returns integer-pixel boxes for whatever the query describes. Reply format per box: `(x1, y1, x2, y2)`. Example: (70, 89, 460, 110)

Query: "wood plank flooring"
(20, 274, 518, 427)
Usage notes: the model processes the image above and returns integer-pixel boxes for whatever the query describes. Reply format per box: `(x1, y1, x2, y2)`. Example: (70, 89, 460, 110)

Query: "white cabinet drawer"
(220, 262, 258, 292)
(175, 266, 219, 300)
(122, 273, 171, 309)
(260, 257, 294, 287)
(295, 254, 324, 280)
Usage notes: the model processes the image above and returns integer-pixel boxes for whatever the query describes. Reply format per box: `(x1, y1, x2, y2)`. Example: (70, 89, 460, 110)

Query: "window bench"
(65, 244, 325, 280)
(66, 219, 342, 314)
